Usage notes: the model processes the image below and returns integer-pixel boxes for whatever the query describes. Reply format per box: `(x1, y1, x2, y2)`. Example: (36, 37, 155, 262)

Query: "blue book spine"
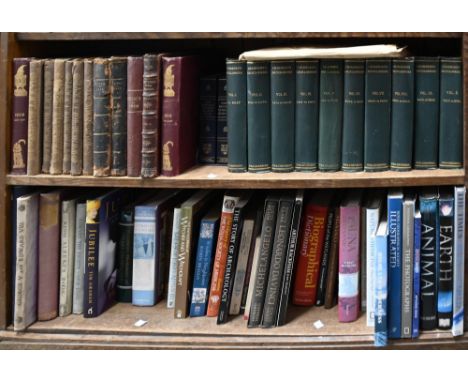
(412, 211, 421, 338)
(190, 219, 219, 317)
(132, 206, 157, 306)
(388, 193, 403, 338)
(374, 225, 388, 347)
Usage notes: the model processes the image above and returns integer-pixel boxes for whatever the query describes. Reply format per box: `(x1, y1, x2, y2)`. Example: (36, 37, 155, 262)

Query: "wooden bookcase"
(0, 32, 467, 349)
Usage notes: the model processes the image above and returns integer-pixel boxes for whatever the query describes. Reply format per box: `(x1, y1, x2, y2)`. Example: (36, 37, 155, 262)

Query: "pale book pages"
(239, 44, 406, 61)
(243, 235, 262, 321)
(72, 203, 86, 314)
(167, 208, 181, 308)
(59, 199, 76, 317)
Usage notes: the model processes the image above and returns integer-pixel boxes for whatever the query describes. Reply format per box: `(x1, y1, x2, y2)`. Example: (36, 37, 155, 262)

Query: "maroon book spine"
(161, 56, 200, 176)
(126, 56, 143, 177)
(11, 58, 31, 174)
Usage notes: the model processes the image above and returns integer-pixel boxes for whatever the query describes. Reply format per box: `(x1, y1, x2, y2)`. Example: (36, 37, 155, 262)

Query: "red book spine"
(161, 56, 200, 176)
(127, 56, 143, 177)
(11, 58, 31, 174)
(292, 203, 328, 306)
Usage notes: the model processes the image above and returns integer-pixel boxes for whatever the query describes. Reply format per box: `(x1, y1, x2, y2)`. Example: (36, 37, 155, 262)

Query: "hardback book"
(338, 189, 362, 322)
(412, 209, 421, 338)
(360, 198, 367, 313)
(452, 186, 465, 336)
(293, 191, 332, 306)
(226, 60, 247, 172)
(42, 59, 54, 174)
(247, 61, 271, 173)
(59, 197, 77, 316)
(243, 234, 262, 321)
(72, 202, 86, 314)
(218, 193, 253, 324)
(161, 55, 200, 176)
(364, 59, 392, 172)
(38, 190, 61, 321)
(167, 207, 181, 308)
(14, 193, 39, 331)
(26, 59, 43, 175)
(295, 60, 319, 172)
(439, 57, 463, 169)
(175, 190, 216, 318)
(199, 75, 218, 164)
(387, 189, 403, 338)
(62, 60, 73, 174)
(82, 59, 94, 175)
(216, 77, 228, 165)
(318, 60, 343, 172)
(374, 218, 388, 347)
(84, 190, 126, 318)
(419, 189, 439, 330)
(341, 59, 365, 172)
(11, 57, 31, 175)
(217, 140, 228, 165)
(70, 59, 84, 176)
(413, 57, 439, 169)
(324, 205, 341, 309)
(262, 193, 295, 327)
(271, 61, 295, 172)
(190, 207, 220, 317)
(207, 192, 242, 317)
(438, 189, 454, 329)
(50, 58, 66, 175)
(276, 190, 304, 326)
(110, 56, 127, 176)
(127, 56, 143, 177)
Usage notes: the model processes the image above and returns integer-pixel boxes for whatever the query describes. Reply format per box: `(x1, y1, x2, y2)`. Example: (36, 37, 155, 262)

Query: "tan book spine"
(50, 59, 65, 175)
(82, 59, 94, 175)
(62, 60, 73, 174)
(71, 59, 84, 175)
(41, 59, 54, 173)
(27, 59, 43, 175)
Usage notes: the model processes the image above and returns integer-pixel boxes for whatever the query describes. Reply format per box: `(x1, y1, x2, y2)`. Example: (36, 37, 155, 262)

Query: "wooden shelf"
(0, 302, 466, 349)
(6, 166, 465, 189)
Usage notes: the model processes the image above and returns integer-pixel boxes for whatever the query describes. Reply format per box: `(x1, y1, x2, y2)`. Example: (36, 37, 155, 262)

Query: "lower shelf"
(1, 303, 467, 349)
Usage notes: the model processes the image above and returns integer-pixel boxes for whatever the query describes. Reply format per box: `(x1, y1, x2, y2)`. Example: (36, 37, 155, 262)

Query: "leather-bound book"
(11, 57, 31, 175)
(71, 59, 84, 175)
(62, 60, 73, 174)
(82, 59, 94, 175)
(127, 56, 143, 177)
(27, 59, 43, 175)
(50, 58, 66, 175)
(161, 55, 200, 176)
(42, 59, 54, 173)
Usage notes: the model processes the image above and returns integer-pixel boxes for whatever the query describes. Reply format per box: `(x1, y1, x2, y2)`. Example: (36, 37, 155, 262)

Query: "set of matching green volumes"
(226, 57, 463, 173)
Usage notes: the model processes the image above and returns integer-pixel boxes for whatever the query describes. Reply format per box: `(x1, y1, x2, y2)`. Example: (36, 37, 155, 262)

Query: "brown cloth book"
(27, 59, 43, 175)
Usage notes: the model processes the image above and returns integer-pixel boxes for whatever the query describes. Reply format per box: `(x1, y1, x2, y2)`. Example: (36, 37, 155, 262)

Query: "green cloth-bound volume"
(318, 60, 344, 172)
(295, 60, 319, 172)
(364, 59, 392, 172)
(390, 57, 415, 171)
(226, 60, 247, 172)
(341, 60, 365, 172)
(439, 57, 463, 169)
(247, 61, 271, 172)
(271, 61, 295, 172)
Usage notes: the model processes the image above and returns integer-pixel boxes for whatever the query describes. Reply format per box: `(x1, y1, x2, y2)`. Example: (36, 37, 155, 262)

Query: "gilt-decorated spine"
(127, 56, 143, 177)
(50, 59, 65, 175)
(27, 59, 43, 175)
(71, 59, 84, 175)
(82, 59, 94, 175)
(41, 59, 54, 173)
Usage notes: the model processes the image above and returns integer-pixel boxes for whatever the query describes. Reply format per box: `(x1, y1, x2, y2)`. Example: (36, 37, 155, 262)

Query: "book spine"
(93, 58, 111, 176)
(207, 195, 239, 316)
(318, 60, 343, 172)
(82, 59, 94, 175)
(439, 58, 463, 169)
(141, 54, 161, 177)
(374, 227, 388, 347)
(366, 207, 380, 327)
(247, 61, 271, 172)
(227, 60, 247, 172)
(452, 186, 465, 336)
(59, 200, 76, 316)
(11, 58, 31, 174)
(360, 206, 366, 313)
(341, 59, 365, 172)
(390, 58, 415, 171)
(70, 59, 84, 175)
(127, 56, 143, 176)
(271, 61, 295, 172)
(116, 208, 135, 303)
(261, 199, 294, 327)
(72, 203, 86, 314)
(364, 59, 392, 172)
(401, 199, 414, 338)
(324, 210, 340, 309)
(412, 211, 421, 338)
(248, 198, 278, 327)
(26, 59, 43, 175)
(50, 59, 65, 174)
(62, 60, 73, 174)
(243, 235, 261, 321)
(190, 219, 218, 317)
(42, 59, 54, 174)
(167, 207, 181, 308)
(216, 77, 227, 164)
(110, 57, 128, 176)
(414, 58, 439, 169)
(174, 206, 192, 318)
(420, 197, 438, 330)
(438, 196, 454, 329)
(338, 205, 360, 322)
(316, 207, 335, 306)
(84, 202, 100, 318)
(216, 140, 228, 164)
(295, 60, 319, 172)
(199, 76, 218, 164)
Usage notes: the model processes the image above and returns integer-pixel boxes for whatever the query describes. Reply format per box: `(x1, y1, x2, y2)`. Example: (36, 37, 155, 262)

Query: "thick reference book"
(452, 186, 465, 336)
(374, 218, 388, 347)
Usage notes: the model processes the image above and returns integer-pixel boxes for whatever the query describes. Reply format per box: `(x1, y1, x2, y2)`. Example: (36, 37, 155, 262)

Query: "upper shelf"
(6, 166, 465, 189)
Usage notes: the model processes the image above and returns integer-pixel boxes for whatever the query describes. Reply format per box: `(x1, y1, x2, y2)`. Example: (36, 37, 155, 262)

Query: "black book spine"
(315, 206, 335, 306)
(84, 221, 100, 318)
(116, 208, 134, 302)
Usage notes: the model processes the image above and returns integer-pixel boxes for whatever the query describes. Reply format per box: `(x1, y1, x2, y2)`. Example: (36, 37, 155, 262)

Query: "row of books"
(226, 57, 463, 173)
(10, 54, 203, 178)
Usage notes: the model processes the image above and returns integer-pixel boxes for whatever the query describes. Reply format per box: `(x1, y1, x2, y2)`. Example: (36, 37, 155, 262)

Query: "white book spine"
(401, 199, 415, 338)
(167, 208, 181, 308)
(243, 235, 261, 321)
(452, 186, 465, 336)
(72, 203, 86, 314)
(366, 207, 379, 327)
(59, 199, 76, 316)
